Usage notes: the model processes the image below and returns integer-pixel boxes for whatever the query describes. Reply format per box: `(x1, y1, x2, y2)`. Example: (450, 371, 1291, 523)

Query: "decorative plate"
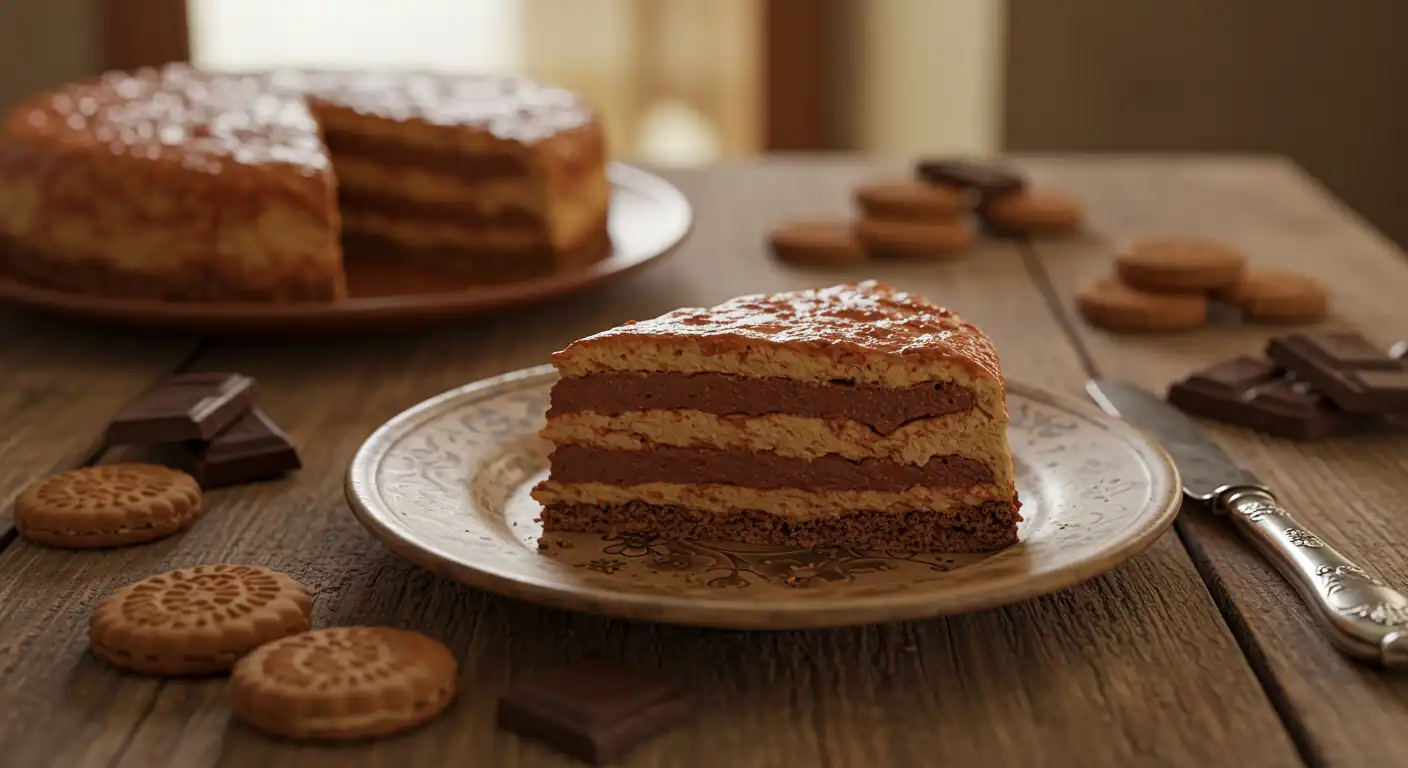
(346, 366, 1181, 629)
(0, 164, 690, 335)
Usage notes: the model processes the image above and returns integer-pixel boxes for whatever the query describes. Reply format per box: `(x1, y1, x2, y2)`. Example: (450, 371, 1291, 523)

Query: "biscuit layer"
(531, 480, 1015, 520)
(539, 409, 1012, 483)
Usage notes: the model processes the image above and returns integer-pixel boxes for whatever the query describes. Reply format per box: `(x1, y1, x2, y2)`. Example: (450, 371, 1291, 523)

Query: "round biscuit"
(1115, 235, 1247, 293)
(14, 463, 202, 548)
(231, 626, 458, 741)
(768, 219, 865, 266)
(1214, 267, 1329, 323)
(89, 564, 313, 676)
(1077, 277, 1208, 332)
(856, 217, 975, 258)
(980, 189, 1083, 235)
(855, 181, 968, 220)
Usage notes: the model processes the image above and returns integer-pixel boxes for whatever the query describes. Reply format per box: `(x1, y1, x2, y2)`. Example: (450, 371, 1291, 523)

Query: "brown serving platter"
(0, 164, 691, 335)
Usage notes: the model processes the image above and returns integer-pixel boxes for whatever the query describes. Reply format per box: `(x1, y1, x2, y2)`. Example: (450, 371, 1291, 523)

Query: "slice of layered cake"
(531, 280, 1021, 552)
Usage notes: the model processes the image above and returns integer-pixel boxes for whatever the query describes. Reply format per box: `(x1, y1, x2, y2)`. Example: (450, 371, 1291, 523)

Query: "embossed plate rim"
(0, 163, 690, 334)
(346, 366, 1182, 629)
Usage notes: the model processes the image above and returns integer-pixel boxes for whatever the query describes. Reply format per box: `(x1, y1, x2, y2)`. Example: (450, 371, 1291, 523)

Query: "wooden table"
(0, 156, 1405, 768)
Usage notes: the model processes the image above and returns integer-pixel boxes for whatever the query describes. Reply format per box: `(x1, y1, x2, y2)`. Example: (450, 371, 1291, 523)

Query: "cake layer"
(322, 131, 531, 177)
(342, 219, 610, 283)
(548, 445, 994, 491)
(548, 373, 976, 434)
(338, 187, 545, 229)
(552, 282, 1005, 390)
(540, 409, 1011, 476)
(331, 159, 546, 210)
(532, 481, 1015, 520)
(540, 500, 1020, 552)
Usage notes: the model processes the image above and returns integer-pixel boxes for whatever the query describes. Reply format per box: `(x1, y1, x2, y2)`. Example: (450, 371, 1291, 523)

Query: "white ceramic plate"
(346, 366, 1181, 629)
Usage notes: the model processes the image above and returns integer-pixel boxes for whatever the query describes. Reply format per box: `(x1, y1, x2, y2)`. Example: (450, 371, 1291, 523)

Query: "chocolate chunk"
(106, 372, 257, 445)
(1167, 355, 1359, 439)
(184, 408, 300, 488)
(914, 158, 1026, 198)
(497, 660, 690, 765)
(1266, 332, 1408, 415)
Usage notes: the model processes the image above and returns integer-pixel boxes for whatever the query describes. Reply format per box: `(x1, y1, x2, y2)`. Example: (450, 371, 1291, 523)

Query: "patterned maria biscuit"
(855, 217, 976, 258)
(1077, 277, 1208, 332)
(1213, 267, 1330, 323)
(979, 189, 1083, 235)
(230, 626, 459, 741)
(855, 181, 968, 220)
(14, 463, 202, 548)
(1115, 235, 1247, 293)
(89, 564, 313, 675)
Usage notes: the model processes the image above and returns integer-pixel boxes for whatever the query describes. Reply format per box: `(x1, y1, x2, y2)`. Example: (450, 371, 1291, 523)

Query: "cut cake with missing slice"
(531, 280, 1021, 552)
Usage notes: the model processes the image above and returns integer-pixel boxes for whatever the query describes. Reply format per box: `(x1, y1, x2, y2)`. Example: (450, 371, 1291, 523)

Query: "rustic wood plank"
(0, 313, 196, 531)
(1015, 154, 1408, 767)
(0, 162, 1300, 767)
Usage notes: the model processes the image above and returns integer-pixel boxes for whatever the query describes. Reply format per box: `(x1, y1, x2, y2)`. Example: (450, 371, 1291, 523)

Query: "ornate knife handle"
(1217, 487, 1408, 668)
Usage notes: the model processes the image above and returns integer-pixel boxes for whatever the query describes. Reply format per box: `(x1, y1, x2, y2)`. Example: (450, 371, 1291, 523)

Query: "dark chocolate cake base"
(540, 499, 1021, 553)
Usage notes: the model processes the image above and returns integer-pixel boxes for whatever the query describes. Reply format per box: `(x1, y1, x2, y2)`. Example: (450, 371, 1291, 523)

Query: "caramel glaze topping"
(557, 280, 1004, 382)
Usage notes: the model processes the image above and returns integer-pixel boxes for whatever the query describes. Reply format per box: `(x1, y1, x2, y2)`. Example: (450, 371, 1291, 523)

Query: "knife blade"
(1086, 377, 1408, 668)
(1085, 379, 1260, 500)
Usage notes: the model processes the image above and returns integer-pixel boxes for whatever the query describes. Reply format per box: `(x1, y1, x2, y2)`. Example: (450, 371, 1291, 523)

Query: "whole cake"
(0, 63, 609, 301)
(532, 280, 1022, 552)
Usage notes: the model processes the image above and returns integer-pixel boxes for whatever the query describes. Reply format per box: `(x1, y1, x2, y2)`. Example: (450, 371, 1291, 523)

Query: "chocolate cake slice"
(531, 280, 1021, 552)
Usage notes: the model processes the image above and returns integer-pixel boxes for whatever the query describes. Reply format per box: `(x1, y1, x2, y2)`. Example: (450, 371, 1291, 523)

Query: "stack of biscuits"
(852, 180, 977, 258)
(768, 158, 1085, 267)
(916, 158, 1085, 238)
(1077, 235, 1331, 333)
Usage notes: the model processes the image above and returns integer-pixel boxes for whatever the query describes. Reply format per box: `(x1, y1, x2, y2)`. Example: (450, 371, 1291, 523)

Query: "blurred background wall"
(0, 0, 1404, 247)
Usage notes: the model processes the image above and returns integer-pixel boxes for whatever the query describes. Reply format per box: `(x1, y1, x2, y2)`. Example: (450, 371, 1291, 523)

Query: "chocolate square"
(106, 372, 257, 445)
(1167, 355, 1360, 439)
(1266, 333, 1408, 415)
(497, 660, 690, 765)
(183, 408, 300, 488)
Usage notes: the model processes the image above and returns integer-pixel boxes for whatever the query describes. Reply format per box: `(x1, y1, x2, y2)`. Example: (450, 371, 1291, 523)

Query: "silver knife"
(1086, 378, 1408, 668)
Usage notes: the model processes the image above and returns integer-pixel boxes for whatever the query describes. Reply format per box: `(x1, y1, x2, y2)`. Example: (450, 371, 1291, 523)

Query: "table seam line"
(0, 338, 213, 558)
(1014, 236, 1320, 768)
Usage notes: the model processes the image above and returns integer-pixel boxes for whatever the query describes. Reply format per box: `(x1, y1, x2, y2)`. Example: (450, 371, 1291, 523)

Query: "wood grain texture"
(1014, 154, 1408, 767)
(0, 162, 1297, 767)
(0, 312, 196, 529)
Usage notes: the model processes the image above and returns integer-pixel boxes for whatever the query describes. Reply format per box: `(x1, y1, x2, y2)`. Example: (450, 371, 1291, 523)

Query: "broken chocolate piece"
(497, 659, 690, 765)
(1167, 355, 1359, 439)
(914, 158, 1026, 198)
(184, 408, 300, 488)
(106, 372, 257, 445)
(1266, 333, 1408, 415)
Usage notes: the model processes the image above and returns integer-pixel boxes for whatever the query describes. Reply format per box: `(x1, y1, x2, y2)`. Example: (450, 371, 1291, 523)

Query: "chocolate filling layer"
(338, 187, 547, 230)
(549, 445, 994, 491)
(549, 373, 977, 434)
(540, 499, 1021, 552)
